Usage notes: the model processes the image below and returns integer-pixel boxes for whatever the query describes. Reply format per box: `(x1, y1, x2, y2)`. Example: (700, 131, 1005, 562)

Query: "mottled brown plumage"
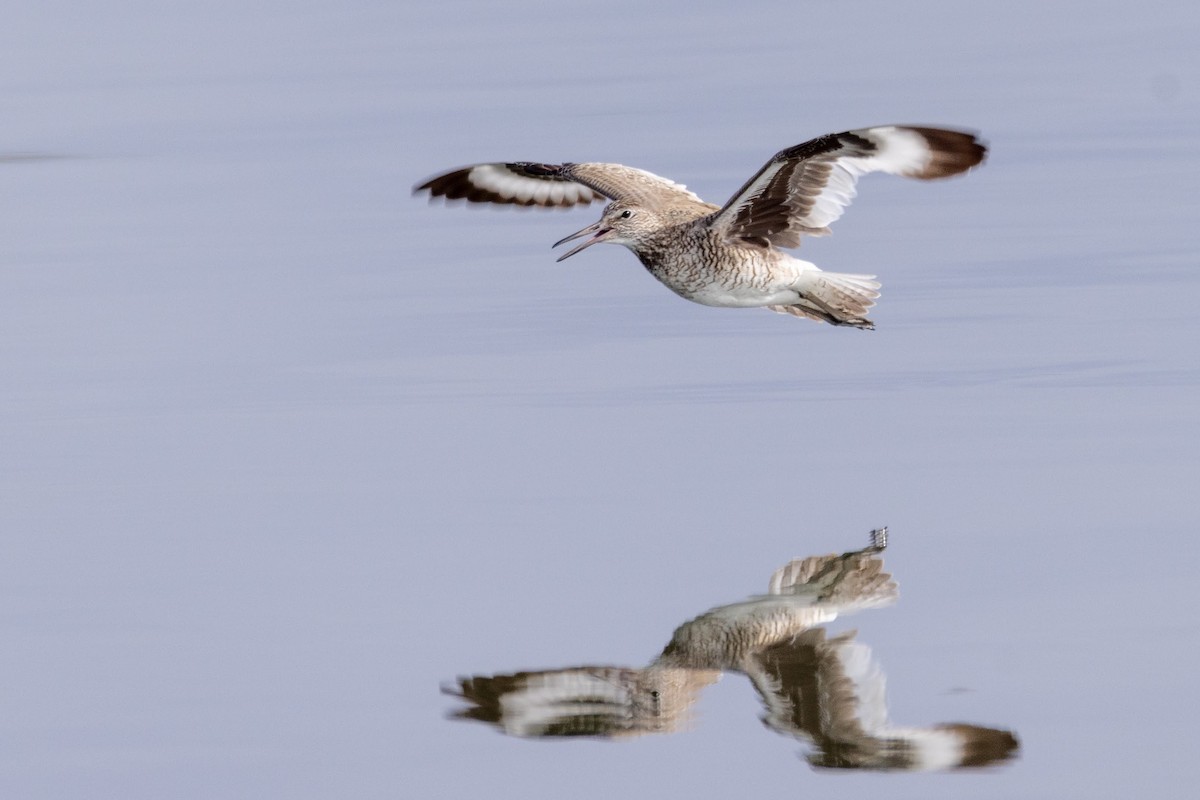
(444, 530, 1019, 770)
(416, 125, 987, 328)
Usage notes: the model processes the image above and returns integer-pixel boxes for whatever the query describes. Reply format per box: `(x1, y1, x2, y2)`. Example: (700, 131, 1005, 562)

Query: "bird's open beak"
(552, 220, 611, 262)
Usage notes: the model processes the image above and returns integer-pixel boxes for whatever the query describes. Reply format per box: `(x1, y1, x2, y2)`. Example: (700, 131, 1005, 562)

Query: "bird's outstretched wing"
(709, 125, 986, 249)
(415, 162, 705, 208)
(415, 163, 605, 207)
(746, 629, 1019, 771)
(445, 665, 716, 738)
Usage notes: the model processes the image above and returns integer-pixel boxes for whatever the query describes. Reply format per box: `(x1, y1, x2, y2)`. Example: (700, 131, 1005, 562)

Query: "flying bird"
(445, 529, 1019, 770)
(415, 126, 986, 329)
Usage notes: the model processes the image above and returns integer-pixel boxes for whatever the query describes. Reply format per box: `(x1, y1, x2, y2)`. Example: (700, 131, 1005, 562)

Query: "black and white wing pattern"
(415, 162, 705, 208)
(747, 629, 1019, 771)
(415, 162, 605, 207)
(710, 125, 987, 249)
(444, 665, 715, 738)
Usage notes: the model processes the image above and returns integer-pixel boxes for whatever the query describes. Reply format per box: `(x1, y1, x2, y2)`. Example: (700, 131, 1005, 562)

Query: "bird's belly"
(684, 284, 800, 307)
(645, 251, 807, 308)
(654, 271, 799, 308)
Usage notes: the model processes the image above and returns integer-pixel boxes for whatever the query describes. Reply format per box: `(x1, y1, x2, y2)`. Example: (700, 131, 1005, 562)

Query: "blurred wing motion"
(444, 529, 1018, 771)
(709, 126, 986, 249)
(415, 162, 705, 208)
(444, 665, 717, 738)
(747, 628, 1018, 771)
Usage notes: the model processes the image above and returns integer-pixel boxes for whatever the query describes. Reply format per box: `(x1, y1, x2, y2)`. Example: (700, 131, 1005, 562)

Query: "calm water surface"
(2, 1, 1198, 798)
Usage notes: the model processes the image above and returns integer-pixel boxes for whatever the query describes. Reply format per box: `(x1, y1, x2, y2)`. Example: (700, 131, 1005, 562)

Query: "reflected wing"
(747, 629, 1019, 771)
(709, 126, 986, 248)
(415, 162, 706, 208)
(444, 665, 713, 738)
(747, 629, 864, 749)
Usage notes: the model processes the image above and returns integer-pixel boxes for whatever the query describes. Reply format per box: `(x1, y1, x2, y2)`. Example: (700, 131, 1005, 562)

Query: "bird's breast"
(635, 235, 786, 307)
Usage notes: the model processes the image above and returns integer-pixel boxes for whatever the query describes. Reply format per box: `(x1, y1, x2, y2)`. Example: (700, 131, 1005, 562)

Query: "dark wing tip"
(414, 162, 595, 207)
(906, 127, 988, 179)
(937, 723, 1020, 767)
(413, 166, 472, 199)
(413, 165, 510, 202)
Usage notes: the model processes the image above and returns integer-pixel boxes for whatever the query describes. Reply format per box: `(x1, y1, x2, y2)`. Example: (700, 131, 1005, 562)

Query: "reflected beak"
(552, 219, 611, 262)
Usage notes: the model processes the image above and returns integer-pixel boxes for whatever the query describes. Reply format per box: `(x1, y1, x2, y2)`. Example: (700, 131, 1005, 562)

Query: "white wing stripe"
(801, 127, 936, 229)
(472, 164, 530, 200)
(862, 126, 934, 175)
(804, 165, 859, 229)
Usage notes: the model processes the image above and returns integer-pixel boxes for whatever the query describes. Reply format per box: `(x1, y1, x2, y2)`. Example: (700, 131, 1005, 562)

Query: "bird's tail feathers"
(771, 270, 881, 329)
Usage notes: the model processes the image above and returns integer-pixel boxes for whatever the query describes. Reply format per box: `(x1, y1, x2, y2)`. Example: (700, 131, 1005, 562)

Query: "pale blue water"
(2, 1, 1198, 798)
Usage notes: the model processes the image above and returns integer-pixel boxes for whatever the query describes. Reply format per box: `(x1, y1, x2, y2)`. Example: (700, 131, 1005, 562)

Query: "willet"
(415, 125, 986, 329)
(444, 530, 1019, 770)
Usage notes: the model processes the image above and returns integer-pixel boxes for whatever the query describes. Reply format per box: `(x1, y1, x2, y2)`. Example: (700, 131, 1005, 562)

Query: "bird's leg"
(795, 295, 874, 330)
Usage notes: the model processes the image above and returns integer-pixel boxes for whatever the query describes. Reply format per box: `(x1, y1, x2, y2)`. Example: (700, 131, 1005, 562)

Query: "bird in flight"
(415, 125, 986, 329)
(444, 529, 1019, 770)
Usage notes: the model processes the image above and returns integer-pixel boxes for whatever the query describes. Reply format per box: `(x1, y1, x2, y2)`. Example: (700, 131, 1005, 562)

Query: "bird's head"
(553, 202, 661, 262)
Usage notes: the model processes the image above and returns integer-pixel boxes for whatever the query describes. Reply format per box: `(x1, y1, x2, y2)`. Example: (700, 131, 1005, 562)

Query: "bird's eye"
(619, 209, 633, 219)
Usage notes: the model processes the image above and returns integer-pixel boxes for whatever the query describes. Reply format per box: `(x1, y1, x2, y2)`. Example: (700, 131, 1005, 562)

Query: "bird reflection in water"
(444, 529, 1018, 771)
